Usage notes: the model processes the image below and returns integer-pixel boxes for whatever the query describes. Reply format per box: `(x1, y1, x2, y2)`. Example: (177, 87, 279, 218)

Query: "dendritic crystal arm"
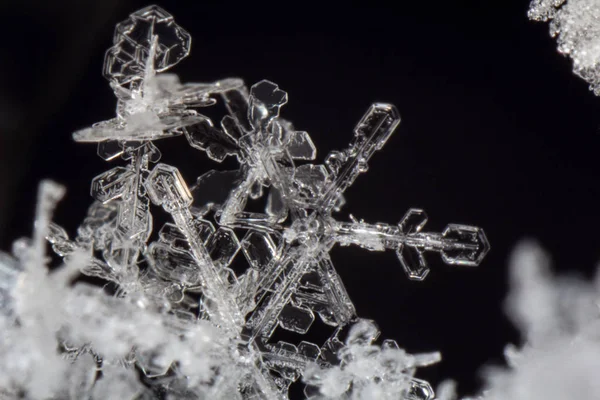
(145, 163, 244, 330)
(332, 209, 490, 280)
(319, 103, 400, 211)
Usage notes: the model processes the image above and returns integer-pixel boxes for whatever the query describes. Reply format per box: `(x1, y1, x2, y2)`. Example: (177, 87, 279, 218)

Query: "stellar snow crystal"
(0, 5, 489, 399)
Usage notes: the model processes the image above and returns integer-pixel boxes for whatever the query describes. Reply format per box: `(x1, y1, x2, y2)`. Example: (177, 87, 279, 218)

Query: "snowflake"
(0, 5, 490, 399)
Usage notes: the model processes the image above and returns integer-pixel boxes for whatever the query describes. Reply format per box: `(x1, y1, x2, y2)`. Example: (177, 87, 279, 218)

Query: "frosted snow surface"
(529, 0, 600, 94)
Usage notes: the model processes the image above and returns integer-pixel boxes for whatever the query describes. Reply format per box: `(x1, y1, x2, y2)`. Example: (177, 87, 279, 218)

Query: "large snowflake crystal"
(0, 6, 489, 400)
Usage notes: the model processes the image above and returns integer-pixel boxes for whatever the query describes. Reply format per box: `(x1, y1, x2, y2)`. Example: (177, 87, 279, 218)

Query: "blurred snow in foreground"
(438, 240, 600, 400)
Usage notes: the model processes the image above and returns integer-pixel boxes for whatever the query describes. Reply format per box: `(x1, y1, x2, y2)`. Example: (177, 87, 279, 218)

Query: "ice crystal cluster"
(528, 0, 600, 93)
(0, 6, 491, 400)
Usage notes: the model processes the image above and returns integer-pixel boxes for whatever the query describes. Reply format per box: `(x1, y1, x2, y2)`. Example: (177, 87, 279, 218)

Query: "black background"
(1, 0, 599, 397)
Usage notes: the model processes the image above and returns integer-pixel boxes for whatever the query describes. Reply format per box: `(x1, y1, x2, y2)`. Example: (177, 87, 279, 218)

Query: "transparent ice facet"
(104, 5, 191, 86)
(91, 166, 136, 203)
(441, 224, 490, 266)
(206, 227, 241, 269)
(278, 303, 316, 334)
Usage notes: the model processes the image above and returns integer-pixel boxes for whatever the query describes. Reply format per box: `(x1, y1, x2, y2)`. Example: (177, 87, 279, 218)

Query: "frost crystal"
(0, 5, 490, 399)
(528, 0, 600, 94)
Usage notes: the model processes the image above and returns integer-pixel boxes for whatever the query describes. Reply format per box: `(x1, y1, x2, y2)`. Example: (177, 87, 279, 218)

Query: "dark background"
(1, 0, 599, 397)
